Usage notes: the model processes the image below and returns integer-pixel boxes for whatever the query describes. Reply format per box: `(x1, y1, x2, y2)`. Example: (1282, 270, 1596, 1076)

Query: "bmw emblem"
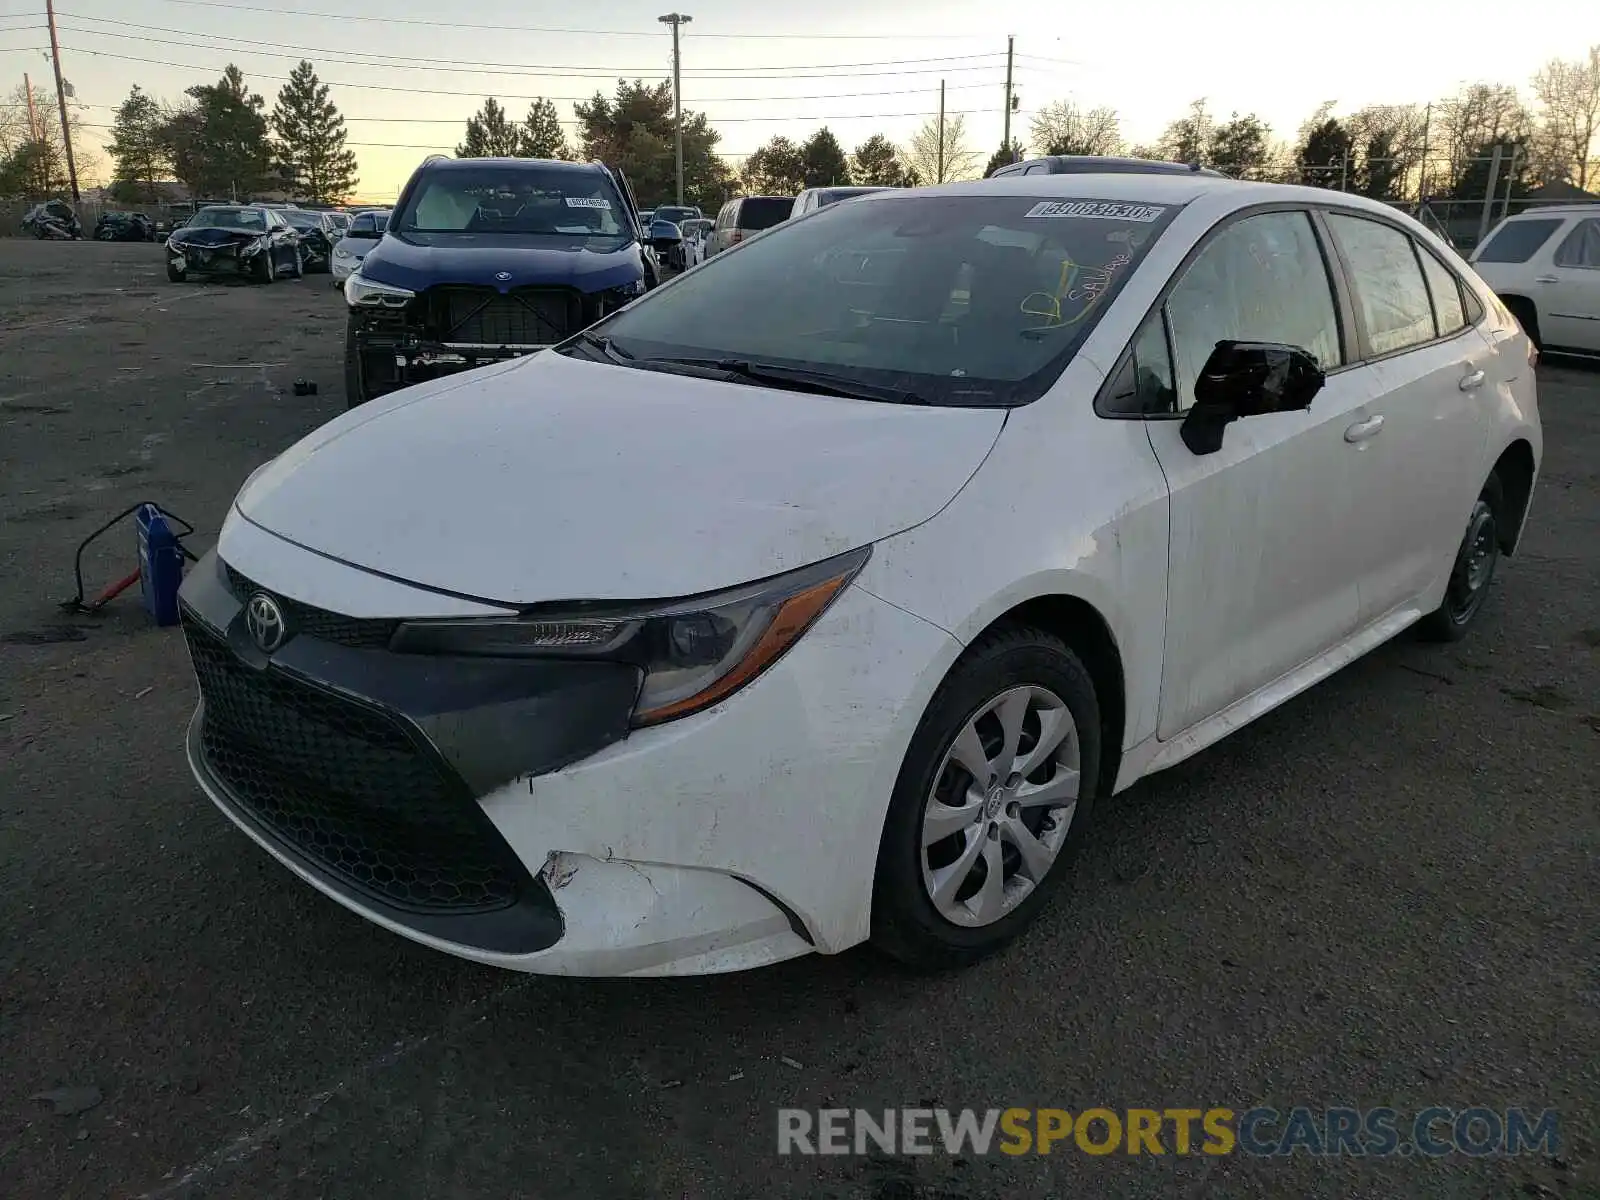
(494, 270, 513, 282)
(245, 592, 288, 653)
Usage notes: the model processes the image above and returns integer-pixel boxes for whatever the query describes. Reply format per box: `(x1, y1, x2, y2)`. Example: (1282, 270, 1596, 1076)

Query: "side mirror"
(1180, 340, 1326, 455)
(649, 219, 683, 251)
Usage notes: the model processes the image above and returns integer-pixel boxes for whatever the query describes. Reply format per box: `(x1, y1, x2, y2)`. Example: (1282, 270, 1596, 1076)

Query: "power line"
(52, 17, 1006, 75)
(57, 41, 1012, 89)
(110, 0, 991, 40)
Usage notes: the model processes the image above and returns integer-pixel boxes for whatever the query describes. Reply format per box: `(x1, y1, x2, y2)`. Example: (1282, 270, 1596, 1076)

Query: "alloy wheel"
(920, 685, 1080, 928)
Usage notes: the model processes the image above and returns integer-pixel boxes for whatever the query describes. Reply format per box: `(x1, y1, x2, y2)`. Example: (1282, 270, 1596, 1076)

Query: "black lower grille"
(223, 563, 397, 650)
(184, 617, 525, 914)
(427, 286, 580, 345)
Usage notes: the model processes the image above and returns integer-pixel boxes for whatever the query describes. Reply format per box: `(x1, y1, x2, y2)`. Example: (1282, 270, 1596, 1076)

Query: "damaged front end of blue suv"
(342, 155, 678, 408)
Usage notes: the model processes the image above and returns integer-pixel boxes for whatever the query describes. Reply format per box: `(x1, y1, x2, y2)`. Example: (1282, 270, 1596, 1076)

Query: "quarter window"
(1327, 213, 1437, 356)
(1164, 210, 1342, 411)
(1475, 218, 1562, 263)
(1553, 218, 1600, 269)
(1103, 312, 1177, 416)
(1417, 246, 1466, 335)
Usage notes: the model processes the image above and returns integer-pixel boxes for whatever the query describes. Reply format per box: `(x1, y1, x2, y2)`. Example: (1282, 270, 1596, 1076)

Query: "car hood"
(358, 231, 645, 293)
(234, 352, 1006, 605)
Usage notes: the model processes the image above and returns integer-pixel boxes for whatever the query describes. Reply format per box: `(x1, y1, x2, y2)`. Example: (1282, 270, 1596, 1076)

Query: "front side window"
(1327, 213, 1437, 356)
(1474, 218, 1562, 264)
(1164, 210, 1342, 410)
(1417, 246, 1466, 334)
(394, 165, 628, 239)
(586, 193, 1181, 407)
(1553, 218, 1600, 269)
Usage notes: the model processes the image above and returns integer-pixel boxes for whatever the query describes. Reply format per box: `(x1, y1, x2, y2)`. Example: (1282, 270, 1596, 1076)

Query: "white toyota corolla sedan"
(179, 172, 1542, 977)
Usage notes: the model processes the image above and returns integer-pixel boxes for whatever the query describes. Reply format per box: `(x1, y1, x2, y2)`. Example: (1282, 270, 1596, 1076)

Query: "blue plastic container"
(136, 503, 185, 626)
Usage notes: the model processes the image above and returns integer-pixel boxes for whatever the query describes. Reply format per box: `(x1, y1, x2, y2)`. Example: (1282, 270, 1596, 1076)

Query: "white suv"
(1471, 203, 1600, 355)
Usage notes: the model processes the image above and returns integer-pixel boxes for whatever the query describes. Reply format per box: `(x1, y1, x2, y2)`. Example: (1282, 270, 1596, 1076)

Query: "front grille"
(185, 617, 525, 913)
(223, 563, 397, 649)
(426, 286, 581, 345)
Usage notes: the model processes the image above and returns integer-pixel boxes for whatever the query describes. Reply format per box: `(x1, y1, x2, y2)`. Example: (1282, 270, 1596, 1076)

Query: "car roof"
(422, 156, 603, 173)
(887, 172, 1415, 212)
(1501, 202, 1600, 218)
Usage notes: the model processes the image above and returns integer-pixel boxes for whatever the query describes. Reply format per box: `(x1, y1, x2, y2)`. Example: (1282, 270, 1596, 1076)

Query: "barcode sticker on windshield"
(565, 197, 611, 209)
(1025, 201, 1166, 222)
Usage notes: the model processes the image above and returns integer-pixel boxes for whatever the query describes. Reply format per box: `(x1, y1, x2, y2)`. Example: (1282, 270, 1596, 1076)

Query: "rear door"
(1543, 216, 1600, 351)
(1142, 207, 1371, 738)
(1321, 211, 1492, 623)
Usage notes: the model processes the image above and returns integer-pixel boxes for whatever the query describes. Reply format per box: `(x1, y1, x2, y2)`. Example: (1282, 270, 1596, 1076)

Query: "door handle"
(1459, 369, 1486, 390)
(1534, 275, 1558, 283)
(1344, 415, 1385, 443)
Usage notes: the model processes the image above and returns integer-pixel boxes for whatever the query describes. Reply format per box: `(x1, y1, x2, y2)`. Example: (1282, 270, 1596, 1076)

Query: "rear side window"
(1475, 218, 1562, 264)
(1553, 218, 1600, 268)
(1164, 210, 1343, 410)
(1417, 247, 1466, 335)
(1326, 213, 1437, 356)
(738, 198, 793, 230)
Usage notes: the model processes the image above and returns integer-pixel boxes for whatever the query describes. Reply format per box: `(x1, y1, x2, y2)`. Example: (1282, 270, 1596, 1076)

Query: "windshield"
(589, 193, 1178, 407)
(187, 207, 267, 232)
(350, 210, 389, 235)
(394, 165, 629, 238)
(655, 206, 699, 225)
(283, 211, 321, 230)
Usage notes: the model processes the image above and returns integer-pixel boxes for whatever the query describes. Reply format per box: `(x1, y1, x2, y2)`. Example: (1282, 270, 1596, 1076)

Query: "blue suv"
(343, 156, 677, 407)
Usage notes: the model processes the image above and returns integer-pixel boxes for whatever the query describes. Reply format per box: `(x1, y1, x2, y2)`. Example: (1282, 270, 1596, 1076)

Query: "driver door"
(1144, 208, 1372, 739)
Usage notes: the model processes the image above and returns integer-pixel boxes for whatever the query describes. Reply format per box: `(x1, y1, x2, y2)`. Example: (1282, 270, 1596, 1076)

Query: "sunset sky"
(1, 0, 1590, 202)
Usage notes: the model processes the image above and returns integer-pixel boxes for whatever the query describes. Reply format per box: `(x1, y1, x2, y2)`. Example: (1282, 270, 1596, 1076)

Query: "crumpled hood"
(170, 226, 266, 248)
(359, 232, 645, 294)
(234, 352, 1005, 605)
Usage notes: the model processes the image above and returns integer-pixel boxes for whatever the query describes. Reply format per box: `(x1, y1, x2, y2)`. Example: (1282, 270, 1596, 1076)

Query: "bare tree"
(904, 112, 982, 183)
(1346, 104, 1428, 200)
(1029, 101, 1123, 157)
(1156, 99, 1215, 165)
(1531, 46, 1600, 188)
(1437, 83, 1531, 188)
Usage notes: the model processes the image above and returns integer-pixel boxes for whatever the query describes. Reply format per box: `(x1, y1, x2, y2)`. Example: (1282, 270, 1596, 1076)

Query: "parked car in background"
(327, 210, 351, 238)
(21, 200, 80, 239)
(280, 208, 339, 273)
(1470, 203, 1600, 356)
(177, 174, 1541, 978)
(342, 154, 666, 407)
(166, 205, 305, 283)
(790, 186, 900, 218)
(987, 155, 1227, 179)
(680, 217, 714, 267)
(705, 195, 793, 257)
(94, 210, 157, 242)
(653, 204, 701, 228)
(330, 207, 390, 286)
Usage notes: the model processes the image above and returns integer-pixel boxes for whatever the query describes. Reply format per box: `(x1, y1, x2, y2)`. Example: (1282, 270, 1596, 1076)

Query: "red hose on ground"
(90, 567, 142, 610)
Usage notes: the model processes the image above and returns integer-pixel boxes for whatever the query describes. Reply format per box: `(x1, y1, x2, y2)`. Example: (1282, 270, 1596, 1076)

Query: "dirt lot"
(1, 240, 1597, 1200)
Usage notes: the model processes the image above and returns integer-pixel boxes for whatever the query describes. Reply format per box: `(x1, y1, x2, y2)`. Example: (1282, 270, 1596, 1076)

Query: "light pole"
(658, 12, 692, 206)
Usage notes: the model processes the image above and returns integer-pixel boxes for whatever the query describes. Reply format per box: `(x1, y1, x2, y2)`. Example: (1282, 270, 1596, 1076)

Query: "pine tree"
(522, 98, 570, 160)
(270, 61, 358, 203)
(800, 128, 851, 187)
(457, 98, 525, 157)
(170, 65, 272, 200)
(108, 85, 171, 201)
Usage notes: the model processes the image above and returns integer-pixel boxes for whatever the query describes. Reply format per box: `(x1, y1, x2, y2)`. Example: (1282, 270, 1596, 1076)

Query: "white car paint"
(189, 173, 1542, 977)
(330, 210, 391, 284)
(1471, 204, 1600, 354)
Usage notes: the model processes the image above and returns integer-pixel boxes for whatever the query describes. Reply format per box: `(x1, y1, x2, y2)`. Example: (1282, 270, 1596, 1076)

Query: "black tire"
(344, 315, 372, 409)
(254, 250, 275, 284)
(287, 246, 304, 279)
(871, 624, 1102, 972)
(1502, 296, 1541, 351)
(1418, 473, 1505, 643)
(166, 263, 187, 283)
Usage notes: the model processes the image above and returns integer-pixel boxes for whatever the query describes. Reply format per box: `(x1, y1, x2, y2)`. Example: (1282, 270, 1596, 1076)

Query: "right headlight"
(390, 546, 870, 726)
(344, 271, 415, 308)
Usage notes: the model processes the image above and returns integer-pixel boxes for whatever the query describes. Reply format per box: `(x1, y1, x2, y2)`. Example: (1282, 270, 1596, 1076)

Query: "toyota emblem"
(494, 270, 513, 282)
(245, 592, 288, 653)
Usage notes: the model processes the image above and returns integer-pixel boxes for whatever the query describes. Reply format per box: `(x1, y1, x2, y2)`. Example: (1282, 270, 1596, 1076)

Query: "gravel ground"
(1, 240, 1596, 1200)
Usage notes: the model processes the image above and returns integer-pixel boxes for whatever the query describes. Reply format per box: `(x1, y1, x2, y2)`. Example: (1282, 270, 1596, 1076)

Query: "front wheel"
(1418, 474, 1505, 643)
(253, 250, 275, 284)
(344, 316, 373, 409)
(166, 263, 187, 283)
(871, 625, 1101, 971)
(287, 247, 304, 278)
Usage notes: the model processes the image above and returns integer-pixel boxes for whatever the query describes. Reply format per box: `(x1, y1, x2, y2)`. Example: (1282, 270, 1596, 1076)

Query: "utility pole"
(1002, 36, 1015, 161)
(937, 79, 946, 183)
(658, 12, 692, 206)
(23, 72, 40, 142)
(1416, 102, 1431, 208)
(1339, 149, 1349, 192)
(1477, 143, 1504, 246)
(44, 0, 80, 201)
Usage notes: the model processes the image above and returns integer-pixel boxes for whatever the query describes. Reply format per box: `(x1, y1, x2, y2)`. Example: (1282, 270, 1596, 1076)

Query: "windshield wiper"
(635, 356, 927, 405)
(569, 330, 634, 364)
